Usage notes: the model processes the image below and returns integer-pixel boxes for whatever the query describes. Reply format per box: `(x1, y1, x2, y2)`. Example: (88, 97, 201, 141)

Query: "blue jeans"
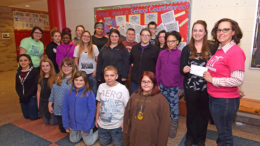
(160, 84, 179, 120)
(69, 129, 98, 145)
(131, 82, 139, 94)
(87, 74, 97, 96)
(209, 96, 240, 146)
(98, 127, 123, 146)
(20, 96, 38, 120)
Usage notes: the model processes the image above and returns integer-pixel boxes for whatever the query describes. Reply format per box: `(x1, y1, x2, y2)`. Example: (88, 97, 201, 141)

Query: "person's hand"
(92, 71, 96, 77)
(121, 124, 124, 132)
(95, 119, 99, 128)
(48, 105, 54, 114)
(65, 129, 71, 133)
(203, 72, 213, 83)
(122, 78, 127, 81)
(183, 66, 191, 74)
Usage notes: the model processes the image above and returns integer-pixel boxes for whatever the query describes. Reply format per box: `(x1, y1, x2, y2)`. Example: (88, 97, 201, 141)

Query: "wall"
(0, 6, 18, 71)
(65, 0, 260, 100)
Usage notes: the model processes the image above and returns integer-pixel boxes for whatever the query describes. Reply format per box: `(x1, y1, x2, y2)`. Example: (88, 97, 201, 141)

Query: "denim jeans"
(131, 82, 139, 94)
(87, 74, 97, 96)
(20, 96, 38, 120)
(69, 129, 98, 145)
(98, 127, 123, 146)
(209, 96, 240, 146)
(160, 84, 179, 120)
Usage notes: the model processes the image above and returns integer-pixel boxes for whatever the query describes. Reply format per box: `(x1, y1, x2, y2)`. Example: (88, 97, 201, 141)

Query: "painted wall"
(0, 6, 18, 71)
(65, 0, 260, 100)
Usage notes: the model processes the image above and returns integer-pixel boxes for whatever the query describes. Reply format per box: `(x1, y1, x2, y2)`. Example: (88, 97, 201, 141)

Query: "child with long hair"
(62, 71, 98, 145)
(16, 54, 39, 120)
(37, 57, 57, 125)
(74, 31, 99, 95)
(48, 58, 77, 132)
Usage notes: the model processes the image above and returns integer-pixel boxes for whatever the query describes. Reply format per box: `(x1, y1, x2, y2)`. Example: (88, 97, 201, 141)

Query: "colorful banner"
(95, 0, 191, 49)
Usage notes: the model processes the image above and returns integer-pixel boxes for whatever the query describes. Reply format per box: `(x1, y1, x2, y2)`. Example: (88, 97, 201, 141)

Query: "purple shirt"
(56, 42, 76, 67)
(156, 48, 184, 89)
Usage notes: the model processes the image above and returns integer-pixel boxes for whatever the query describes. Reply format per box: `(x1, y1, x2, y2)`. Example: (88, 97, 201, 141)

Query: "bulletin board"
(12, 9, 51, 55)
(95, 0, 191, 49)
(250, 0, 260, 69)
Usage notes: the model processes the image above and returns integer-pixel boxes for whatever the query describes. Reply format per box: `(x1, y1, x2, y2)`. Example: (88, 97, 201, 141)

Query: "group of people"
(15, 18, 245, 146)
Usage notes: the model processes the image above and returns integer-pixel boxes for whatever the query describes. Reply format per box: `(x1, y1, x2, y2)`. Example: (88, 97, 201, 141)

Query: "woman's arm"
(37, 84, 41, 109)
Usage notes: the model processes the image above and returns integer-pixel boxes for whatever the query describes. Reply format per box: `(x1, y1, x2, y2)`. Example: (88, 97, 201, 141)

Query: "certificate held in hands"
(190, 64, 208, 77)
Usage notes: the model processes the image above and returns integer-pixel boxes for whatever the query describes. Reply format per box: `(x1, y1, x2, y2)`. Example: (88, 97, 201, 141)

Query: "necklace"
(135, 93, 149, 120)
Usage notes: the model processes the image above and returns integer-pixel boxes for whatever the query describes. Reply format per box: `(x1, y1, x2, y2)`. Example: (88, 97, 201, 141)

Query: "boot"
(169, 119, 178, 138)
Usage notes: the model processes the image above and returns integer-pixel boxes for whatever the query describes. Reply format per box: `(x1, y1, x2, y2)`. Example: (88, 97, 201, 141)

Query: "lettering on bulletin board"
(95, 0, 191, 50)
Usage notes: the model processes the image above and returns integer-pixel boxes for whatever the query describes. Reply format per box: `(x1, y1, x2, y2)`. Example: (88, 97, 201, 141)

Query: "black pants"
(55, 115, 66, 133)
(185, 88, 209, 144)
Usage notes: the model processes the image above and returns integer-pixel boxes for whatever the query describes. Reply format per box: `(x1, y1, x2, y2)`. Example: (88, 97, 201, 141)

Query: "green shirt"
(19, 37, 44, 67)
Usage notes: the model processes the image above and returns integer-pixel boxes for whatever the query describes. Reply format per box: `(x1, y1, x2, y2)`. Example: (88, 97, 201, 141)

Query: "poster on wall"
(13, 11, 50, 31)
(250, 0, 260, 69)
(95, 0, 191, 50)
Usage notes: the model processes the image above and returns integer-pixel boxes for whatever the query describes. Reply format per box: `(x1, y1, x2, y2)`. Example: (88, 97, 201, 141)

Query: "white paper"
(134, 24, 143, 35)
(161, 11, 175, 24)
(115, 16, 126, 26)
(118, 25, 126, 37)
(190, 64, 208, 77)
(129, 15, 140, 25)
(165, 21, 179, 32)
(156, 23, 166, 35)
(145, 13, 157, 24)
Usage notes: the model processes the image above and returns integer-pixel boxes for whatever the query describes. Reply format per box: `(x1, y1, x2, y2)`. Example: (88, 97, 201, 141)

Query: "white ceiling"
(0, 0, 48, 12)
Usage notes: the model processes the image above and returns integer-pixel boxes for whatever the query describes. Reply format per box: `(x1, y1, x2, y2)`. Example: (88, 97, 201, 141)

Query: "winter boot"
(169, 119, 178, 138)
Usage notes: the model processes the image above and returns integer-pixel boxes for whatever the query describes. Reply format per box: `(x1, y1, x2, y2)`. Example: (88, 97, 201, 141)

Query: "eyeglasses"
(141, 34, 151, 37)
(82, 35, 90, 38)
(141, 80, 152, 84)
(167, 40, 178, 43)
(34, 32, 42, 35)
(216, 28, 231, 33)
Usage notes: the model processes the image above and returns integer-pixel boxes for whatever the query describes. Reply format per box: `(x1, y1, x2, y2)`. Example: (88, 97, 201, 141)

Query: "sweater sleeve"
(122, 48, 130, 78)
(123, 96, 133, 146)
(180, 45, 190, 74)
(96, 50, 103, 81)
(157, 95, 171, 146)
(46, 44, 54, 61)
(62, 92, 70, 130)
(83, 91, 96, 133)
(155, 52, 162, 85)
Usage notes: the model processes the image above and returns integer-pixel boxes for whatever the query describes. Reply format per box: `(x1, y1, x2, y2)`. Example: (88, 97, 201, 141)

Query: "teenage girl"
(48, 58, 77, 132)
(74, 31, 99, 95)
(63, 71, 98, 145)
(16, 54, 39, 120)
(37, 57, 57, 125)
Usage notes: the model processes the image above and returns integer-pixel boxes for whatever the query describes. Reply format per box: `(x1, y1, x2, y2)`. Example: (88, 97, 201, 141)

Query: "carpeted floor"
(1, 118, 260, 146)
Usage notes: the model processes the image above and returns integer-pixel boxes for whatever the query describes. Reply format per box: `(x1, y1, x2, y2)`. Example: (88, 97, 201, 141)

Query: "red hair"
(135, 71, 160, 96)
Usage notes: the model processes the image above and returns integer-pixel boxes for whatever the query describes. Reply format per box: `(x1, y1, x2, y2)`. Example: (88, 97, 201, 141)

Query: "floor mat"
(0, 123, 51, 146)
(179, 129, 260, 146)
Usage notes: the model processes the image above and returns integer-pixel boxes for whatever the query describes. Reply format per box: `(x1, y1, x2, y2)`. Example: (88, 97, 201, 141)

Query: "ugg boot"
(169, 119, 178, 138)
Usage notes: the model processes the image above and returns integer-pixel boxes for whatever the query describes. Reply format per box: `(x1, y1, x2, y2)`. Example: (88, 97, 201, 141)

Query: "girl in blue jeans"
(16, 54, 39, 120)
(63, 71, 98, 145)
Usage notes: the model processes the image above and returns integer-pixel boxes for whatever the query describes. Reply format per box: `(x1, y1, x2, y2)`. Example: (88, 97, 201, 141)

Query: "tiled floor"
(1, 70, 260, 146)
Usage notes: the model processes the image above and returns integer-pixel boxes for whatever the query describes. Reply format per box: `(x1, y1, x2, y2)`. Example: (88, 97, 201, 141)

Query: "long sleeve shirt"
(156, 48, 184, 89)
(56, 42, 76, 67)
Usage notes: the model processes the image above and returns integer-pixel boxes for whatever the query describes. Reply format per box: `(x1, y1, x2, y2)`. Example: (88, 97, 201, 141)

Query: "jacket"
(130, 43, 159, 84)
(62, 87, 96, 133)
(15, 67, 39, 103)
(96, 45, 129, 81)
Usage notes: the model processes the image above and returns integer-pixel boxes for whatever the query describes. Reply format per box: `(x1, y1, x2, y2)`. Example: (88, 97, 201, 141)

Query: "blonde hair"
(38, 57, 56, 88)
(78, 31, 95, 58)
(104, 65, 118, 74)
(56, 58, 78, 86)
